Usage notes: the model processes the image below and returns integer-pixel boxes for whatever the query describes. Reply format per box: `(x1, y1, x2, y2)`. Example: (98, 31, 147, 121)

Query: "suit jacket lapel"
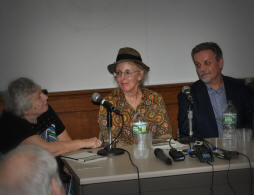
(195, 81, 218, 136)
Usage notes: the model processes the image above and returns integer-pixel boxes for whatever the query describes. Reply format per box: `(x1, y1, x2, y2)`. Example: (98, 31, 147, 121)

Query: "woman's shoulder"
(142, 88, 165, 104)
(106, 88, 124, 101)
(143, 88, 161, 97)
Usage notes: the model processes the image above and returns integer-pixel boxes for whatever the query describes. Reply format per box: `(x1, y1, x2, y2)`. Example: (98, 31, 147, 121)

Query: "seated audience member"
(0, 145, 64, 195)
(0, 77, 102, 155)
(178, 42, 253, 138)
(98, 47, 171, 144)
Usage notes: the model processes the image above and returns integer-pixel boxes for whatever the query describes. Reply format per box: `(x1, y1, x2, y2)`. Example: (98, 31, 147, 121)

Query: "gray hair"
(191, 42, 223, 62)
(139, 67, 149, 89)
(0, 145, 62, 195)
(3, 77, 37, 117)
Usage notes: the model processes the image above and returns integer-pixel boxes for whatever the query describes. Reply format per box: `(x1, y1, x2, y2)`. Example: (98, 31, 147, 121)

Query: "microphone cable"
(206, 161, 214, 195)
(103, 114, 124, 151)
(168, 136, 174, 149)
(209, 141, 252, 195)
(121, 148, 141, 195)
(118, 115, 141, 195)
(226, 159, 237, 195)
(205, 140, 237, 195)
(116, 115, 141, 195)
(100, 114, 141, 194)
(238, 152, 253, 195)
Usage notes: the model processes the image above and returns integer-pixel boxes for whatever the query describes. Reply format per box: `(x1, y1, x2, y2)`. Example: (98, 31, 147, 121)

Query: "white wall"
(1, 0, 254, 92)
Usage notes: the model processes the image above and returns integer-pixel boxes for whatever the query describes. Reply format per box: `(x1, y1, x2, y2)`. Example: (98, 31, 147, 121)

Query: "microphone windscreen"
(92, 93, 102, 103)
(182, 86, 190, 93)
(154, 148, 172, 165)
(154, 148, 166, 158)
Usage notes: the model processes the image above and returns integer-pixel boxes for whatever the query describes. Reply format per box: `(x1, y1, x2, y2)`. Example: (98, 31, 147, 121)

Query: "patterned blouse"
(98, 88, 172, 144)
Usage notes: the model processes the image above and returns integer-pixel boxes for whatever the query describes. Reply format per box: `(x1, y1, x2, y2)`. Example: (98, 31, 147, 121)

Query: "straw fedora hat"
(107, 47, 150, 74)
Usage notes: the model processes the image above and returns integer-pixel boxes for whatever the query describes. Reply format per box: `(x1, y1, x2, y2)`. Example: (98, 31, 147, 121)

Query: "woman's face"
(26, 85, 48, 118)
(115, 61, 144, 94)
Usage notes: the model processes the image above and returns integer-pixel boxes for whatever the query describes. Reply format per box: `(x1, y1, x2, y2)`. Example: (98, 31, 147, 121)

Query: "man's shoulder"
(223, 75, 245, 87)
(191, 80, 205, 90)
(222, 76, 245, 84)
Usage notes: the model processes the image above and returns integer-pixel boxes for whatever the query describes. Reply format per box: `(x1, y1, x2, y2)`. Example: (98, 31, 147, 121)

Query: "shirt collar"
(205, 82, 225, 94)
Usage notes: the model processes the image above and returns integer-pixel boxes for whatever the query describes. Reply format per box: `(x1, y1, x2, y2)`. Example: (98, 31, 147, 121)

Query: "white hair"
(3, 77, 37, 117)
(0, 145, 62, 195)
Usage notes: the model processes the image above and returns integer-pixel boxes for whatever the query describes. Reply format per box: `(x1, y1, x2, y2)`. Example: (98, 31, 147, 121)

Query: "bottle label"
(223, 113, 237, 125)
(133, 122, 147, 135)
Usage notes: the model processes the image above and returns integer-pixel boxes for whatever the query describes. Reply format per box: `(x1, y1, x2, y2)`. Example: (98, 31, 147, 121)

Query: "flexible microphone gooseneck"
(154, 148, 172, 165)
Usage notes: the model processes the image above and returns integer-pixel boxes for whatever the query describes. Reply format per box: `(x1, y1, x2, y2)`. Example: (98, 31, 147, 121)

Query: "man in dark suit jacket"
(178, 42, 253, 138)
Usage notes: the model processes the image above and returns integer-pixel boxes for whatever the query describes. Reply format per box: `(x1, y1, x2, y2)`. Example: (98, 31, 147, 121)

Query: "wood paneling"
(0, 82, 191, 139)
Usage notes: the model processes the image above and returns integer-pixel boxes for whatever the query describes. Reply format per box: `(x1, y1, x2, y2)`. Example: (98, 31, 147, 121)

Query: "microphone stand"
(187, 104, 198, 148)
(97, 109, 124, 156)
(179, 102, 197, 145)
(107, 110, 113, 151)
(188, 104, 193, 137)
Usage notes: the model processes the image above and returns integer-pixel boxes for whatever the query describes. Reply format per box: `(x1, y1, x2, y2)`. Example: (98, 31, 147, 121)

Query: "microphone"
(182, 86, 193, 103)
(92, 93, 122, 115)
(154, 148, 172, 165)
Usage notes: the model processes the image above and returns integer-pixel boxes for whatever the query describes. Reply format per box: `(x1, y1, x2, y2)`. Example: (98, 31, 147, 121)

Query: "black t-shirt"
(0, 105, 65, 154)
(34, 105, 65, 136)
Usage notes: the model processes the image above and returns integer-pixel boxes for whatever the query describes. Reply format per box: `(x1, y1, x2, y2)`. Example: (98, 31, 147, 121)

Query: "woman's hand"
(82, 137, 102, 148)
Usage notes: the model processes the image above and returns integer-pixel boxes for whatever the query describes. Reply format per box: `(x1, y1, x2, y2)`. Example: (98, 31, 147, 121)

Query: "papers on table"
(61, 151, 107, 164)
(152, 139, 188, 150)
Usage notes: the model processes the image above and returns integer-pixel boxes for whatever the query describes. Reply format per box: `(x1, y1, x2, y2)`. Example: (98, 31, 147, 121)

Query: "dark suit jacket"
(178, 76, 253, 138)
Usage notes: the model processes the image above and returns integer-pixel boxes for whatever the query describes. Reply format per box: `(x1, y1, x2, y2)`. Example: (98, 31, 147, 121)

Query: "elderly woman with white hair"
(98, 47, 172, 145)
(0, 77, 101, 156)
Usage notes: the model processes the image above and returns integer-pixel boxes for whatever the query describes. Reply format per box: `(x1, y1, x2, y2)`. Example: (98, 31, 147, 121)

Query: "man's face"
(193, 49, 223, 86)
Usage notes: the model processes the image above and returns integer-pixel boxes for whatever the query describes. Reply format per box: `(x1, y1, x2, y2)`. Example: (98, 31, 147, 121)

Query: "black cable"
(207, 161, 214, 195)
(168, 136, 174, 149)
(226, 159, 237, 195)
(104, 114, 124, 150)
(122, 149, 141, 195)
(238, 152, 253, 195)
(198, 140, 252, 194)
(102, 114, 141, 195)
(180, 134, 192, 149)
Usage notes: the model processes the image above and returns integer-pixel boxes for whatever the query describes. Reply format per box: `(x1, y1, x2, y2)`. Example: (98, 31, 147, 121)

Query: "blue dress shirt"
(206, 84, 227, 137)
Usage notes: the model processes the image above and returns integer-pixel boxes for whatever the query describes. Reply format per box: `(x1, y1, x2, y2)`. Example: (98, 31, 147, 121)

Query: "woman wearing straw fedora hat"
(98, 47, 172, 145)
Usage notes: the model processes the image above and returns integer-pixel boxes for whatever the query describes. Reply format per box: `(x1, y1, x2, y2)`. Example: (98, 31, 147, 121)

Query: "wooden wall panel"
(0, 82, 192, 139)
(56, 111, 99, 139)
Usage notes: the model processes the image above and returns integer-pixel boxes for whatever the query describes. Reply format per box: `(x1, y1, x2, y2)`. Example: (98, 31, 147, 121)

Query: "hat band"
(116, 54, 142, 62)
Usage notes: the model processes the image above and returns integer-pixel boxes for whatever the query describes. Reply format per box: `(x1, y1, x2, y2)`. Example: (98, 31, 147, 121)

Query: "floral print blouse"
(98, 88, 172, 144)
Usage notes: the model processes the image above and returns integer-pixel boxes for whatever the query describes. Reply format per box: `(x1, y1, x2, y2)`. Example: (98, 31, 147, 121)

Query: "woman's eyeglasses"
(113, 71, 140, 78)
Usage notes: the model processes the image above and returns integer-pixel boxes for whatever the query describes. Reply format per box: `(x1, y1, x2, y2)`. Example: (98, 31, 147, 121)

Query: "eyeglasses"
(113, 70, 140, 78)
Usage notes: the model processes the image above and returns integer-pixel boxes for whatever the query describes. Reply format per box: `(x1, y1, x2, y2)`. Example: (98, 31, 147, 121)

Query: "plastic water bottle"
(132, 110, 152, 159)
(222, 100, 237, 151)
